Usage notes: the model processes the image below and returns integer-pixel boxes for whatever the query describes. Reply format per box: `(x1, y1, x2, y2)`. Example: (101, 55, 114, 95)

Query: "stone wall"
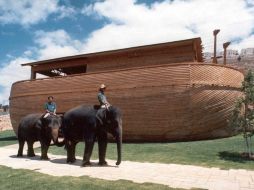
(0, 115, 12, 131)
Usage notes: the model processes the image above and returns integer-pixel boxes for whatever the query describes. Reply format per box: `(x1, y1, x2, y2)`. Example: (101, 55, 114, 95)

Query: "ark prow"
(10, 38, 244, 142)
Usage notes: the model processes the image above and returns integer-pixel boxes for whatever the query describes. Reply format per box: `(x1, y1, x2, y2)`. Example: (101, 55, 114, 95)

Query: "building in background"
(219, 49, 239, 58)
(0, 105, 9, 115)
(241, 48, 254, 57)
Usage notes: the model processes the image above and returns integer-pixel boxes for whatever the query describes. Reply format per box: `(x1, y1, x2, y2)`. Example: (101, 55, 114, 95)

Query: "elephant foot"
(98, 161, 108, 166)
(17, 153, 23, 157)
(27, 153, 36, 157)
(67, 157, 76, 164)
(116, 160, 121, 166)
(81, 161, 91, 167)
(40, 156, 49, 160)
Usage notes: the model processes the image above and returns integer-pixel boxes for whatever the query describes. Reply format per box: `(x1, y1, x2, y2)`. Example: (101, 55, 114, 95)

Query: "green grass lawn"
(0, 165, 186, 190)
(0, 130, 17, 147)
(46, 135, 254, 170)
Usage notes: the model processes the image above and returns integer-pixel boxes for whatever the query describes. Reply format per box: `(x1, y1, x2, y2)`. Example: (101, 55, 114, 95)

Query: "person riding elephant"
(98, 84, 111, 109)
(62, 104, 122, 166)
(44, 96, 57, 118)
(17, 113, 64, 160)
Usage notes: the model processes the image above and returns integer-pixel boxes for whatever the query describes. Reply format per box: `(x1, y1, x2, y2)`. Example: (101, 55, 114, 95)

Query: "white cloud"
(23, 50, 33, 57)
(57, 6, 76, 20)
(0, 29, 82, 104)
(231, 34, 254, 51)
(0, 57, 32, 104)
(246, 0, 254, 6)
(34, 30, 81, 60)
(0, 0, 75, 26)
(81, 0, 254, 52)
(81, 4, 94, 16)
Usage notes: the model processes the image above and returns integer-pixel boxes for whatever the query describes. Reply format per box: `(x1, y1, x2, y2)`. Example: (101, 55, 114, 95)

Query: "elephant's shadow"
(10, 155, 41, 160)
(50, 158, 118, 168)
(10, 155, 117, 168)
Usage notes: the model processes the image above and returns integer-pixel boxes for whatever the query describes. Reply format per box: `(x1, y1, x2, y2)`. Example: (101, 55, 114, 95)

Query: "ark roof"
(22, 37, 203, 79)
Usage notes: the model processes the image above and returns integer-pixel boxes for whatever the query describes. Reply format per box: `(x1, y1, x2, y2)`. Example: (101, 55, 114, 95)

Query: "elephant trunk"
(54, 138, 65, 147)
(52, 128, 65, 147)
(115, 124, 122, 166)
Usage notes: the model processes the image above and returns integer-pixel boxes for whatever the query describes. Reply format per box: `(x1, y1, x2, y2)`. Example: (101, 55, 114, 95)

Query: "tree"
(230, 70, 254, 158)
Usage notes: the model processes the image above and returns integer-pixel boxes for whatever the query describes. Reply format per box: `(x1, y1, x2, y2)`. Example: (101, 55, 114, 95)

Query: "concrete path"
(0, 144, 254, 190)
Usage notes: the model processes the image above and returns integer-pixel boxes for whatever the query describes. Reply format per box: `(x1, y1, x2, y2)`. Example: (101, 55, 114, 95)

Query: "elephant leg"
(27, 141, 35, 157)
(82, 140, 95, 167)
(17, 139, 25, 157)
(66, 143, 71, 163)
(72, 142, 77, 162)
(40, 142, 49, 160)
(66, 141, 77, 163)
(66, 141, 72, 163)
(98, 131, 108, 166)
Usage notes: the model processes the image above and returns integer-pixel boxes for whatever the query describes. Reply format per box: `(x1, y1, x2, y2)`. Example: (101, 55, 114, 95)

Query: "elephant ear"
(40, 116, 46, 126)
(39, 116, 49, 130)
(96, 109, 107, 125)
(35, 118, 43, 130)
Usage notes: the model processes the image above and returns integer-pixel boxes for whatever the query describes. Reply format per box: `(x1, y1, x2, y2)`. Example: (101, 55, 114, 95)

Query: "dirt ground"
(0, 114, 12, 131)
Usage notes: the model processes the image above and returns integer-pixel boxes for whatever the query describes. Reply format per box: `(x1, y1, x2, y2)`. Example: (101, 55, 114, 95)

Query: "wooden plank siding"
(10, 63, 243, 142)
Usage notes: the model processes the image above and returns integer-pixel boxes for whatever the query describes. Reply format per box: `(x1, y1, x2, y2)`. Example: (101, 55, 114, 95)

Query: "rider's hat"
(100, 84, 106, 89)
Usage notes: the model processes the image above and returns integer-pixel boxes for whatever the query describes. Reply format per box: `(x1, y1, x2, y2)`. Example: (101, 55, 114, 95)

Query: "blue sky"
(0, 0, 105, 64)
(0, 0, 254, 104)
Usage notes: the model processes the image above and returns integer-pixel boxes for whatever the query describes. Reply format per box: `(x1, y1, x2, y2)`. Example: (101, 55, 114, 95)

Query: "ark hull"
(10, 63, 243, 142)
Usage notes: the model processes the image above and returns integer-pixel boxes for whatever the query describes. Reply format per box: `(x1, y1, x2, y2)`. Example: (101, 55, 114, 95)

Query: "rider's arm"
(53, 103, 57, 114)
(44, 103, 50, 113)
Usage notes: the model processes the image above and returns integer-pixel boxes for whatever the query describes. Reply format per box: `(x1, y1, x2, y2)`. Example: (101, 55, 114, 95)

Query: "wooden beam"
(30, 67, 36, 80)
(213, 29, 220, 64)
(32, 58, 87, 72)
(223, 42, 231, 65)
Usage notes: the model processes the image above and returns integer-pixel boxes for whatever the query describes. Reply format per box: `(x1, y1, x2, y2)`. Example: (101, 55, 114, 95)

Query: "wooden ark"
(9, 38, 244, 142)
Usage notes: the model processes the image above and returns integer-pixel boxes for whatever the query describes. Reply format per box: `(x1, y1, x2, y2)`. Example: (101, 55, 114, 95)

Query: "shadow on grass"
(0, 136, 17, 141)
(218, 151, 253, 163)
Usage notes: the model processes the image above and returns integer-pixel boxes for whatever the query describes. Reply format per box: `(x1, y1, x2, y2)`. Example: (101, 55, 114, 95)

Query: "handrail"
(12, 62, 243, 86)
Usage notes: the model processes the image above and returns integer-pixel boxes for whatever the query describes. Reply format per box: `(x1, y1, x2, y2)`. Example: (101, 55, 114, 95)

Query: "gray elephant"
(62, 105, 122, 166)
(17, 113, 64, 160)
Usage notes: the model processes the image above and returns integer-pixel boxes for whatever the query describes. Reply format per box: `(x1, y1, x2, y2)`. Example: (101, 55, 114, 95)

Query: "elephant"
(62, 105, 122, 166)
(17, 113, 64, 160)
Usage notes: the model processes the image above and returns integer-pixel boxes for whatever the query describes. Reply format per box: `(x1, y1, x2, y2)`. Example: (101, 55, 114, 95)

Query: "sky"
(0, 0, 254, 105)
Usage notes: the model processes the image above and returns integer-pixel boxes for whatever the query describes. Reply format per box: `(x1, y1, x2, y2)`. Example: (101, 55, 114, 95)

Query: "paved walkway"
(0, 144, 254, 190)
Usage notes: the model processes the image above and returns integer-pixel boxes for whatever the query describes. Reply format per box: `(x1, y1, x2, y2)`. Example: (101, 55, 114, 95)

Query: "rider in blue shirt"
(44, 96, 56, 116)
